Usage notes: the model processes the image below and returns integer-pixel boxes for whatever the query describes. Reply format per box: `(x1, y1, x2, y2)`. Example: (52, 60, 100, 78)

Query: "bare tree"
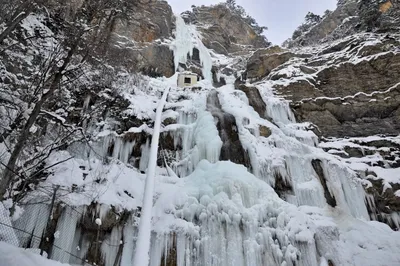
(0, 0, 145, 200)
(0, 0, 38, 44)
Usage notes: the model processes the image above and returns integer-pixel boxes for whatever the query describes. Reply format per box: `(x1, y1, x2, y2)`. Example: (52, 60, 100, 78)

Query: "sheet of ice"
(171, 15, 212, 81)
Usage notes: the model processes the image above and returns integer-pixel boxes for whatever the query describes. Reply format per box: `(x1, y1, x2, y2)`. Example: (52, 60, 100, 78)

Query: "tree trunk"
(0, 10, 31, 44)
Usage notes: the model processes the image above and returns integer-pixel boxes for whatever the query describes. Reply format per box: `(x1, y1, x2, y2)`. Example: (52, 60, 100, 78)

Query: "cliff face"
(286, 0, 400, 48)
(101, 0, 176, 77)
(182, 4, 269, 55)
(44, 0, 176, 77)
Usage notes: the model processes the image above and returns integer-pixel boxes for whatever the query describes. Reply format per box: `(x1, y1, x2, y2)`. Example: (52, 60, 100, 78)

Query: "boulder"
(246, 48, 296, 80)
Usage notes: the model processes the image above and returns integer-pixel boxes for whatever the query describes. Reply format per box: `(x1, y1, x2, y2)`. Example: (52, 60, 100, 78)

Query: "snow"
(95, 218, 102, 226)
(0, 242, 72, 266)
(320, 135, 400, 186)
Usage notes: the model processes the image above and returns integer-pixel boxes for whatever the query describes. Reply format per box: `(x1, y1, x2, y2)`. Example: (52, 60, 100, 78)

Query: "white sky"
(167, 0, 338, 45)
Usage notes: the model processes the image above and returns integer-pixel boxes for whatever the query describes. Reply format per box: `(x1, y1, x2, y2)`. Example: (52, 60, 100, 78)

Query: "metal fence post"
(40, 185, 59, 256)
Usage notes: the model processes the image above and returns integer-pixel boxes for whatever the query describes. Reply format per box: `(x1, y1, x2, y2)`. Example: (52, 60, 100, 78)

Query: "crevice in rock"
(236, 84, 270, 120)
(311, 159, 337, 207)
(273, 171, 293, 199)
(206, 90, 252, 169)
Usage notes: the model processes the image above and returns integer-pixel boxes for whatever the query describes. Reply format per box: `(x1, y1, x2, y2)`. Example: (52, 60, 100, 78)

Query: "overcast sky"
(167, 0, 338, 45)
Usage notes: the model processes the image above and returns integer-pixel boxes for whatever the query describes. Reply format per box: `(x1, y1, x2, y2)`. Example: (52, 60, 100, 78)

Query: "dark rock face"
(44, 1, 175, 77)
(93, 1, 175, 77)
(311, 160, 337, 208)
(106, 43, 175, 78)
(236, 84, 269, 120)
(270, 36, 400, 138)
(111, 0, 174, 43)
(246, 46, 296, 80)
(182, 4, 269, 54)
(206, 90, 251, 169)
(316, 52, 400, 98)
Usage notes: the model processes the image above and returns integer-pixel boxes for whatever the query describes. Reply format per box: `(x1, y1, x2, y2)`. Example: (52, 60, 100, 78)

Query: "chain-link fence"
(0, 199, 94, 265)
(0, 181, 134, 266)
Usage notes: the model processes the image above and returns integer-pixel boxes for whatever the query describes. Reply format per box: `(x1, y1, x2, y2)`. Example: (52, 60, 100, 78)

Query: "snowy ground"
(0, 242, 73, 266)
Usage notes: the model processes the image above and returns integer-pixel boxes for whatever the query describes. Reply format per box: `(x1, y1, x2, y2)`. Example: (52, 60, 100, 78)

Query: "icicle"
(120, 219, 136, 266)
(265, 99, 296, 125)
(139, 138, 151, 172)
(101, 226, 123, 266)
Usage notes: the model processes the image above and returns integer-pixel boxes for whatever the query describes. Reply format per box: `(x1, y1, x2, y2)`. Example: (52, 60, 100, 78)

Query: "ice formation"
(5, 13, 400, 266)
(171, 16, 213, 81)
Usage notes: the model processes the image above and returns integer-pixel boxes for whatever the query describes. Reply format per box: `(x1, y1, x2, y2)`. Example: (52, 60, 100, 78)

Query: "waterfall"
(171, 15, 213, 81)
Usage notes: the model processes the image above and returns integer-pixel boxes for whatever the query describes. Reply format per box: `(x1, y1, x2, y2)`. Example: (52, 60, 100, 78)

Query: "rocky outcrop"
(286, 0, 358, 47)
(263, 35, 400, 138)
(111, 1, 174, 43)
(106, 43, 175, 78)
(236, 84, 269, 120)
(286, 0, 400, 48)
(96, 0, 175, 77)
(206, 90, 252, 169)
(312, 159, 337, 208)
(182, 4, 269, 54)
(320, 137, 400, 230)
(246, 46, 297, 80)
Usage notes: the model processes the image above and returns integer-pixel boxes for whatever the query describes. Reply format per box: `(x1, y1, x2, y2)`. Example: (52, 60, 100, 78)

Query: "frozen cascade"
(171, 109, 222, 177)
(171, 15, 213, 81)
(8, 27, 400, 266)
(149, 160, 308, 266)
(322, 160, 369, 219)
(51, 206, 82, 263)
(265, 98, 295, 125)
(101, 134, 136, 164)
(101, 226, 123, 266)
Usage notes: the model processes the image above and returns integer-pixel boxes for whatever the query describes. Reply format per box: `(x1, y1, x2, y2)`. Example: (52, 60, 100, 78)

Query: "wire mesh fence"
(0, 201, 94, 266)
(0, 182, 135, 266)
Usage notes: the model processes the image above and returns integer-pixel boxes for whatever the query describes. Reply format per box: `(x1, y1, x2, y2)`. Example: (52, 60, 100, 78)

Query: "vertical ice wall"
(170, 109, 223, 178)
(171, 16, 213, 81)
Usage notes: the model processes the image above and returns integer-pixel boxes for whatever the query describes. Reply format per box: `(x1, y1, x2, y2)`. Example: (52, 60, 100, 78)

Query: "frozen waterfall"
(8, 14, 400, 266)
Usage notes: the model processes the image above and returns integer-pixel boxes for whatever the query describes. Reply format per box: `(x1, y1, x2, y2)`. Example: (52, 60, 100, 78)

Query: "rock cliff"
(182, 4, 269, 55)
